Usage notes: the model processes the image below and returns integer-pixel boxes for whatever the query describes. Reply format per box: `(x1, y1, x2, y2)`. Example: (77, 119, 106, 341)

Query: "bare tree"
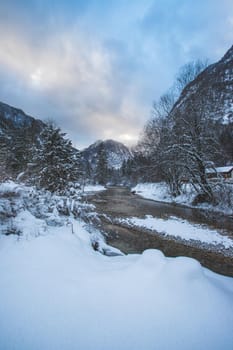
(168, 92, 220, 202)
(175, 59, 209, 94)
(152, 59, 209, 124)
(152, 89, 176, 119)
(138, 117, 162, 156)
(135, 58, 216, 200)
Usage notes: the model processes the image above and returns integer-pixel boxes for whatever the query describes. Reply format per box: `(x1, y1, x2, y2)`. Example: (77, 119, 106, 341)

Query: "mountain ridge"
(171, 45, 233, 124)
(81, 139, 132, 170)
(0, 101, 45, 135)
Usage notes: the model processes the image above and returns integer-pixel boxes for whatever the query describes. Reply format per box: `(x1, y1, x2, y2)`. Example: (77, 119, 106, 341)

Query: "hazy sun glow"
(119, 133, 138, 144)
(30, 69, 42, 86)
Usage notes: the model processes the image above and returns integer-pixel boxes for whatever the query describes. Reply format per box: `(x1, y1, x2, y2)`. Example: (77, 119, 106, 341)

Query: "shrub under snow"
(0, 181, 95, 237)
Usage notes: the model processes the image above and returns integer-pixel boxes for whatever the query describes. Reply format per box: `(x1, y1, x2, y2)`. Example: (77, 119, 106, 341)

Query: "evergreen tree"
(83, 160, 92, 180)
(0, 134, 9, 181)
(32, 123, 81, 192)
(95, 143, 108, 185)
(6, 129, 33, 176)
(2, 124, 41, 180)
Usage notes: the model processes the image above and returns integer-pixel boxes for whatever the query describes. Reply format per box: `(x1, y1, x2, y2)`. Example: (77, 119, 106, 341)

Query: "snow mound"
(0, 182, 233, 350)
(0, 229, 233, 350)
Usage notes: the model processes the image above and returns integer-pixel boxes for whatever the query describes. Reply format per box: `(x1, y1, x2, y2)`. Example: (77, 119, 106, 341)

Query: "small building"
(206, 165, 233, 180)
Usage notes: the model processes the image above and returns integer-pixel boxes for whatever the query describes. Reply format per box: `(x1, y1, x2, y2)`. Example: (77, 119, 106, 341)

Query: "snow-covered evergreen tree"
(0, 134, 9, 181)
(6, 129, 33, 176)
(32, 123, 81, 193)
(95, 143, 108, 185)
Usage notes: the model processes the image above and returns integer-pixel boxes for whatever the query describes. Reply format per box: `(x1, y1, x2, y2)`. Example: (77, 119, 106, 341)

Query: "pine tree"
(2, 125, 40, 180)
(32, 123, 81, 193)
(95, 143, 108, 185)
(0, 134, 9, 181)
(84, 160, 92, 180)
(7, 129, 30, 176)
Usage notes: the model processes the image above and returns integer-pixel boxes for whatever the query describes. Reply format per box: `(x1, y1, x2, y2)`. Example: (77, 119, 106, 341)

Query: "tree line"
(1, 59, 232, 201)
(124, 59, 233, 204)
(0, 121, 124, 192)
(0, 122, 83, 193)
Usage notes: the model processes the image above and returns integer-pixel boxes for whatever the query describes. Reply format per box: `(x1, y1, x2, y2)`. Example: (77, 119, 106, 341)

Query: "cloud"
(0, 0, 232, 148)
(0, 14, 149, 148)
(139, 0, 233, 60)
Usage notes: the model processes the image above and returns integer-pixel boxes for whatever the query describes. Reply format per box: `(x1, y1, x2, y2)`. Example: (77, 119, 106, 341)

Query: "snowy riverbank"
(120, 215, 233, 250)
(132, 182, 233, 215)
(83, 184, 106, 193)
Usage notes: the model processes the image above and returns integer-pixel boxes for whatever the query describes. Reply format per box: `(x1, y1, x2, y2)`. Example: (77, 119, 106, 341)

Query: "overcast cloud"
(0, 0, 232, 148)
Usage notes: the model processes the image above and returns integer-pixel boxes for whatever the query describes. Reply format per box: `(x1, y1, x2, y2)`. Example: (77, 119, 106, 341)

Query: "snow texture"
(83, 184, 106, 193)
(132, 182, 233, 215)
(170, 45, 233, 125)
(0, 100, 43, 130)
(1, 226, 233, 349)
(206, 165, 233, 174)
(133, 182, 173, 202)
(81, 139, 132, 170)
(0, 181, 233, 350)
(120, 215, 233, 249)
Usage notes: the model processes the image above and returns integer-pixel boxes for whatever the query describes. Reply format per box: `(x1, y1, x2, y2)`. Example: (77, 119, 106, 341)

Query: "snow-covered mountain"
(0, 101, 45, 178)
(81, 139, 132, 169)
(171, 45, 233, 124)
(0, 101, 44, 135)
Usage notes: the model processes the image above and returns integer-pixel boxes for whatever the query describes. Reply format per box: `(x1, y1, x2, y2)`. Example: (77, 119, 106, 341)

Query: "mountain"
(169, 45, 233, 163)
(0, 101, 44, 135)
(171, 45, 233, 124)
(81, 139, 132, 169)
(0, 101, 46, 178)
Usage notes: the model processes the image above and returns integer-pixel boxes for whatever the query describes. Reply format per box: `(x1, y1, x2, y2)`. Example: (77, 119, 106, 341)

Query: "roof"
(206, 166, 233, 174)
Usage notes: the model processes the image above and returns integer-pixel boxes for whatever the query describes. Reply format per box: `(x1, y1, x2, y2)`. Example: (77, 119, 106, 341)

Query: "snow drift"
(0, 182, 233, 350)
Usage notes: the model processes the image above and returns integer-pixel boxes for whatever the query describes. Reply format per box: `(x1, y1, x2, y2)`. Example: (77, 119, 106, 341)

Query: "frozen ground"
(120, 215, 233, 249)
(133, 182, 233, 215)
(0, 181, 233, 349)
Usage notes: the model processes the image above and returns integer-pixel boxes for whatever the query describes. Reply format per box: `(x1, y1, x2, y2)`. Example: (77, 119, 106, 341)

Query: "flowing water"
(88, 186, 233, 276)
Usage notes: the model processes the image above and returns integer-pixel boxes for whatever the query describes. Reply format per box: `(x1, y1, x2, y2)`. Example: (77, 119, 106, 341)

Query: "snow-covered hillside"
(170, 45, 233, 124)
(0, 181, 233, 350)
(81, 139, 132, 169)
(0, 101, 44, 133)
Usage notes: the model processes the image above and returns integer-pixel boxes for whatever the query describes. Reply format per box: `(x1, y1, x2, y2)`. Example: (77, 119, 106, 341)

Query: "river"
(87, 186, 233, 276)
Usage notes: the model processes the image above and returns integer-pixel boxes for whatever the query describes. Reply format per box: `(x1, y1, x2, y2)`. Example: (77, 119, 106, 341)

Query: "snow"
(133, 182, 195, 205)
(0, 180, 23, 194)
(222, 112, 233, 125)
(82, 139, 132, 170)
(120, 215, 233, 249)
(206, 165, 233, 174)
(0, 181, 233, 349)
(133, 182, 171, 202)
(1, 225, 233, 350)
(132, 182, 233, 215)
(83, 184, 106, 193)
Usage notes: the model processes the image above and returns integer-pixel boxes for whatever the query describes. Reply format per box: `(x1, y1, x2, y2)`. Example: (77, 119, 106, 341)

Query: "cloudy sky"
(0, 0, 232, 149)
